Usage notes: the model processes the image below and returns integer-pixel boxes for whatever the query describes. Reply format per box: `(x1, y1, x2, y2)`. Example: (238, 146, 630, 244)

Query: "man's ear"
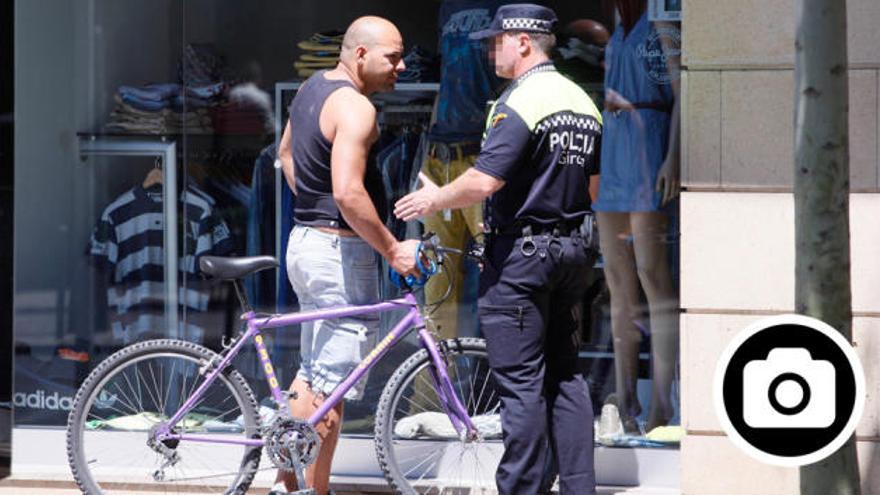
(355, 45, 367, 64)
(517, 33, 531, 55)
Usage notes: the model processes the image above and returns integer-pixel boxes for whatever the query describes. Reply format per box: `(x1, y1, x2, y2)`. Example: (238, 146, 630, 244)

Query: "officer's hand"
(394, 173, 440, 221)
(655, 156, 680, 206)
(387, 239, 422, 278)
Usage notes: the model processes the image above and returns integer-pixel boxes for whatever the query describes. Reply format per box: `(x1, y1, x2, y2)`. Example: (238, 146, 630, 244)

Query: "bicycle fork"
(418, 327, 481, 441)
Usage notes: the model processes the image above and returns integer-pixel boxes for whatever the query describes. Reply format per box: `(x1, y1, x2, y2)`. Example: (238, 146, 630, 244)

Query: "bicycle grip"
(389, 241, 437, 289)
(389, 268, 428, 289)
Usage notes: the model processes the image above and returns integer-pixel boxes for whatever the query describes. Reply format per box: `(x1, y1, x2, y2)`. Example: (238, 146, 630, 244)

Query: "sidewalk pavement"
(6, 427, 680, 494)
(0, 481, 679, 495)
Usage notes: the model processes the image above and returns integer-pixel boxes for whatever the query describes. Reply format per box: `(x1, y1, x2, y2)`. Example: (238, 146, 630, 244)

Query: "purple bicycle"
(66, 237, 502, 494)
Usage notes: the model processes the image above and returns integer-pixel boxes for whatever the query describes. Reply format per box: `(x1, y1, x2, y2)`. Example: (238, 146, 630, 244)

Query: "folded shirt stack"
(104, 95, 213, 135)
(104, 82, 225, 135)
(294, 30, 343, 79)
(116, 82, 226, 112)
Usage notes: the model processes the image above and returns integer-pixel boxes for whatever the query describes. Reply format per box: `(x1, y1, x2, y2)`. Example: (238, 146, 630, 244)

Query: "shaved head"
(342, 16, 401, 53)
(336, 15, 405, 94)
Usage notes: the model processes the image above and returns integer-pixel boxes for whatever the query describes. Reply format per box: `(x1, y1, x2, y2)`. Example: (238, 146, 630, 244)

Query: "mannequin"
(593, 0, 681, 433)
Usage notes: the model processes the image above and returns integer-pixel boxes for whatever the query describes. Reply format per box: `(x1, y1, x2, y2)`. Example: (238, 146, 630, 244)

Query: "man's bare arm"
(279, 121, 296, 193)
(329, 90, 420, 276)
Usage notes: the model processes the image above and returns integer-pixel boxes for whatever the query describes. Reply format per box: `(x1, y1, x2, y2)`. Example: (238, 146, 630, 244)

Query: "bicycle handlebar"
(388, 233, 467, 290)
(389, 237, 436, 290)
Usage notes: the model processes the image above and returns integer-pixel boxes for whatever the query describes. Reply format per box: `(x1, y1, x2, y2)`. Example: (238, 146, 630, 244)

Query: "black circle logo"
(714, 315, 865, 466)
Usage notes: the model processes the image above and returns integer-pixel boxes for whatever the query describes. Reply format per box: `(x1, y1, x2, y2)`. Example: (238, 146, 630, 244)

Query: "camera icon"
(743, 348, 835, 429)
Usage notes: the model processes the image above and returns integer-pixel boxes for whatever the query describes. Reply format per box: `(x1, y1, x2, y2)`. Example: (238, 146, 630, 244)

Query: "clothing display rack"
(77, 135, 181, 336)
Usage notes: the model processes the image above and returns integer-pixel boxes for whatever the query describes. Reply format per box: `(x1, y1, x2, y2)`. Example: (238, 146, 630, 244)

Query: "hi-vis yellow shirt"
(475, 62, 602, 230)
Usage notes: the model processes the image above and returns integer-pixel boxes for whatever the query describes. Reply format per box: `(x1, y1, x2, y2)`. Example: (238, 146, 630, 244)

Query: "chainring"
(264, 417, 321, 471)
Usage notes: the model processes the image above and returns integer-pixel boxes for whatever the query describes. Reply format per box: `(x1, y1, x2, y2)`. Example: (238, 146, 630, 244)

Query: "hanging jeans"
(420, 140, 483, 340)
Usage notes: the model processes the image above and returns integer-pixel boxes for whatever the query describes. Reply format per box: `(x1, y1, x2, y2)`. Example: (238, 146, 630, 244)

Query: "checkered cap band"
(501, 17, 553, 33)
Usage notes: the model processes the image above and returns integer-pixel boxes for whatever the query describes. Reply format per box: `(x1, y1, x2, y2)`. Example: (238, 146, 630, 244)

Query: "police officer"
(395, 4, 602, 494)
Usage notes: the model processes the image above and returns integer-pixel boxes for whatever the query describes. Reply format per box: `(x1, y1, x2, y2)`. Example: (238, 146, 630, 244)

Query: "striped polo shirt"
(89, 184, 233, 343)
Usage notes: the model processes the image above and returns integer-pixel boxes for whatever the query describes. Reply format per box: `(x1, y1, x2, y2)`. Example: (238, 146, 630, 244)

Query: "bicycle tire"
(375, 337, 503, 494)
(66, 339, 262, 494)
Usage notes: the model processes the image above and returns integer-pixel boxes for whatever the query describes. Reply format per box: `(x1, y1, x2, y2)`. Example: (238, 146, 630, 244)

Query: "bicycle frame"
(155, 291, 479, 446)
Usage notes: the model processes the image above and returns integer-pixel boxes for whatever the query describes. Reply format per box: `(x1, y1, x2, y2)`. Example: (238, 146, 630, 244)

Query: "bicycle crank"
(264, 417, 321, 472)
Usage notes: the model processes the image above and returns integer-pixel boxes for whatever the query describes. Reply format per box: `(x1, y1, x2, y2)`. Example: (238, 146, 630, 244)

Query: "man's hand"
(386, 239, 422, 278)
(394, 173, 440, 221)
(655, 155, 680, 206)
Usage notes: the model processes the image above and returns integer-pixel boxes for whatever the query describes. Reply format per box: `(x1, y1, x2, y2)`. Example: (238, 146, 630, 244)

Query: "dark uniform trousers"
(479, 230, 596, 495)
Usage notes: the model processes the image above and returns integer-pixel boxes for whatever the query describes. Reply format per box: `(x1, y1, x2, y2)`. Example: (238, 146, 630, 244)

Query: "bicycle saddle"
(199, 255, 278, 280)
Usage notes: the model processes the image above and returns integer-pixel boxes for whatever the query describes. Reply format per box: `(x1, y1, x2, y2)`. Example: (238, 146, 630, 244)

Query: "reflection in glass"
(590, 0, 682, 443)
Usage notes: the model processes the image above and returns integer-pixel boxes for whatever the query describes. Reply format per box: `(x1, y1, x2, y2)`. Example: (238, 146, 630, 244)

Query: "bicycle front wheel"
(66, 339, 262, 494)
(375, 337, 503, 494)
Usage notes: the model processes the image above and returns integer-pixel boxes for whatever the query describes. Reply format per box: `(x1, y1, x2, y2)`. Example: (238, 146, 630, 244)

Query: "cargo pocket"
(480, 304, 525, 369)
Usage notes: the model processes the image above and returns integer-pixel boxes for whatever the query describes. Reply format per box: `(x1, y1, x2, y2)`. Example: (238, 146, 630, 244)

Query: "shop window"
(12, 0, 681, 457)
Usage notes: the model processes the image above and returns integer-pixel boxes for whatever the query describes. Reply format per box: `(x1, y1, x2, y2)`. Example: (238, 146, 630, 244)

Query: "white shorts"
(286, 225, 380, 400)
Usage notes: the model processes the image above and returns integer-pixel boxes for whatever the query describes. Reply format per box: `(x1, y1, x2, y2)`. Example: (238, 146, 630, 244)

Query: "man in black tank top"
(273, 16, 421, 495)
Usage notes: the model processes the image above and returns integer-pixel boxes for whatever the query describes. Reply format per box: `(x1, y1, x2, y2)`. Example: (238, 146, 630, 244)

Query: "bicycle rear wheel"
(66, 339, 262, 494)
(375, 337, 503, 494)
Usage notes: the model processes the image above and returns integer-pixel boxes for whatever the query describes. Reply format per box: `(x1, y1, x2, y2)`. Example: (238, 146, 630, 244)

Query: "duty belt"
(489, 220, 582, 237)
(488, 218, 597, 258)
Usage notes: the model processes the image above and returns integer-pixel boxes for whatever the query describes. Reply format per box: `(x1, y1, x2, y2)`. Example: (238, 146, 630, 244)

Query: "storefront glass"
(11, 0, 682, 460)
(1, 0, 13, 478)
